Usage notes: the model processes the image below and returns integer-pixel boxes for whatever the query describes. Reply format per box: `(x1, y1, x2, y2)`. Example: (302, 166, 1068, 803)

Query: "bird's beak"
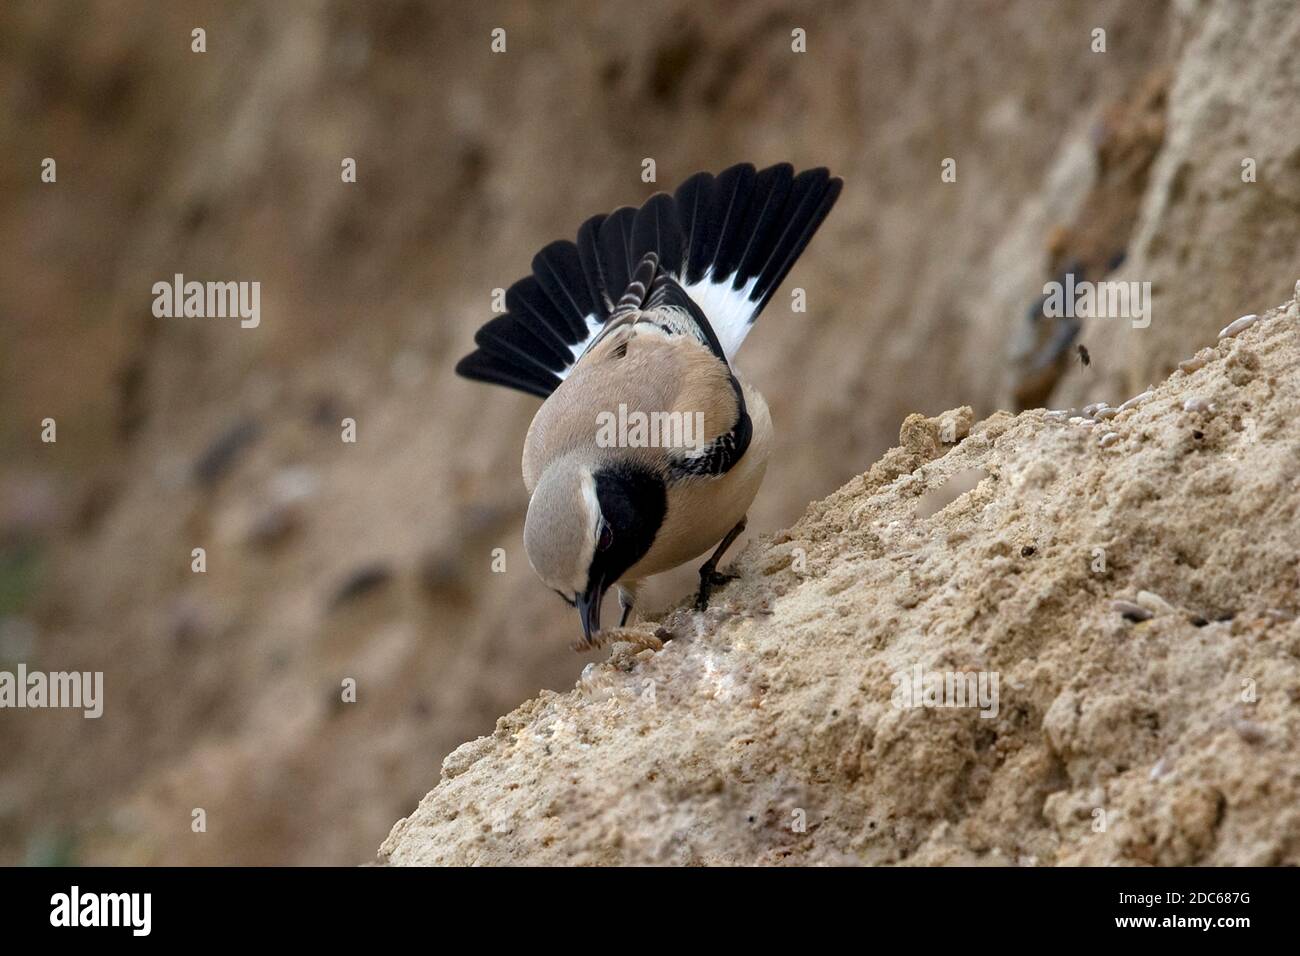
(574, 579, 606, 644)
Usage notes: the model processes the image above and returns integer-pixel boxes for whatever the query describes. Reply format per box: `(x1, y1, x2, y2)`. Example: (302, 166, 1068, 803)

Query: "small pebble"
(1099, 432, 1120, 448)
(192, 419, 261, 486)
(330, 563, 394, 608)
(1218, 313, 1258, 339)
(1136, 590, 1175, 615)
(1178, 355, 1206, 374)
(1233, 718, 1267, 745)
(1111, 599, 1153, 622)
(1116, 390, 1154, 413)
(246, 504, 300, 550)
(1182, 396, 1214, 413)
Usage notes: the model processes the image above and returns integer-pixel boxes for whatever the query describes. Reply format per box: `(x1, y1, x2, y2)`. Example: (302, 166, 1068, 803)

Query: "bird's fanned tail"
(455, 162, 842, 398)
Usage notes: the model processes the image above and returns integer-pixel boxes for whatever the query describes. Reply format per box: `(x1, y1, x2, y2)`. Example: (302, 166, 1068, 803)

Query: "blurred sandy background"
(2, 0, 1298, 864)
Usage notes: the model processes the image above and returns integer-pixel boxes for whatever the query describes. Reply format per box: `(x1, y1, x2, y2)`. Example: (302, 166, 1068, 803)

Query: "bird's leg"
(617, 582, 639, 627)
(695, 516, 747, 611)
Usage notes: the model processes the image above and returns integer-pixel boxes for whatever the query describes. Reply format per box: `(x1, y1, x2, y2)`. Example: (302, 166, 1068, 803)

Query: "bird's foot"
(695, 569, 739, 611)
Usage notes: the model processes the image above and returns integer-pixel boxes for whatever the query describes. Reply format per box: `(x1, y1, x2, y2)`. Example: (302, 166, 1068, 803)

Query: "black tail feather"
(733, 164, 795, 290)
(454, 355, 556, 398)
(532, 240, 599, 341)
(597, 206, 637, 309)
(501, 278, 578, 366)
(575, 214, 610, 316)
(694, 163, 755, 285)
(631, 194, 682, 277)
(675, 170, 715, 283)
(750, 168, 841, 313)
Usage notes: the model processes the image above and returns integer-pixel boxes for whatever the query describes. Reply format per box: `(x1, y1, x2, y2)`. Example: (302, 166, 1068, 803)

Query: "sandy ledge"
(380, 294, 1300, 866)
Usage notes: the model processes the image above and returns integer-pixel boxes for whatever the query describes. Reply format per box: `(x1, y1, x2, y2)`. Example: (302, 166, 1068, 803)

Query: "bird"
(455, 162, 842, 646)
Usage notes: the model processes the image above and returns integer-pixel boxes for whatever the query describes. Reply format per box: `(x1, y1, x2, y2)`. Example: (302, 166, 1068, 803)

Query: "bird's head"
(524, 455, 666, 643)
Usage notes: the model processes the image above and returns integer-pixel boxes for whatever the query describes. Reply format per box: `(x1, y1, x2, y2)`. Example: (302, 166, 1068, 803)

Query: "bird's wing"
(521, 322, 747, 494)
(456, 163, 842, 399)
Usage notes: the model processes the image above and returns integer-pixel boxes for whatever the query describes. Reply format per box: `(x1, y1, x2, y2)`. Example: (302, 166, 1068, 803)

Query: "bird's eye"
(597, 523, 614, 551)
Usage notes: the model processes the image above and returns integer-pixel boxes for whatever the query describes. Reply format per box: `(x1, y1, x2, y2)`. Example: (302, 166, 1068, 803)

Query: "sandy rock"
(381, 300, 1300, 866)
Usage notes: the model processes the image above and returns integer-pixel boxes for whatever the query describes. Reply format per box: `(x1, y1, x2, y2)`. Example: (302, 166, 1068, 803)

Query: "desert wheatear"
(457, 162, 841, 645)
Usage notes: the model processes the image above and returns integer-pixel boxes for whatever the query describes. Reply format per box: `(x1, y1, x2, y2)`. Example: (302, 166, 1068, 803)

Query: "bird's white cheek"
(569, 538, 597, 595)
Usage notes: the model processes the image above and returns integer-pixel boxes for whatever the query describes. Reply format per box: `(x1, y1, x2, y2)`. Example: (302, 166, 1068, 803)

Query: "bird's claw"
(695, 570, 739, 611)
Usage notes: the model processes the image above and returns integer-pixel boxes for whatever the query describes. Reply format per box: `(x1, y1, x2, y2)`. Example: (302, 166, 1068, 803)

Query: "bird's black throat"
(588, 463, 667, 593)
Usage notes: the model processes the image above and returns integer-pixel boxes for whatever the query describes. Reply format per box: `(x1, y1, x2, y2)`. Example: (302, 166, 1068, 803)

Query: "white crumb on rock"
(1218, 313, 1259, 339)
